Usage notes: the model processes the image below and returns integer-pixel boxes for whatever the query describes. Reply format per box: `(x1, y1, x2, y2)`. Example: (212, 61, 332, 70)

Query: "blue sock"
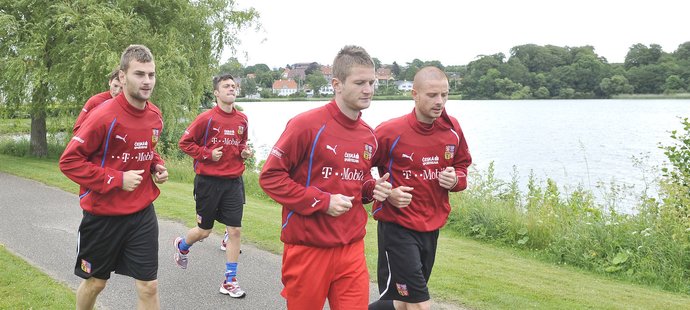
(178, 237, 191, 251)
(225, 262, 237, 280)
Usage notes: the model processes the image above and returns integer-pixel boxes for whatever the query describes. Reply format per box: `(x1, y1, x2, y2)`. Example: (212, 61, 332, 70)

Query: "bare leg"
(184, 227, 212, 246)
(225, 226, 241, 263)
(135, 279, 160, 310)
(76, 278, 107, 310)
(393, 300, 431, 310)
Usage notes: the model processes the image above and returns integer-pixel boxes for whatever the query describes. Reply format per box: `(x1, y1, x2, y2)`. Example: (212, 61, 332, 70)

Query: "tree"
(372, 57, 382, 70)
(219, 57, 245, 78)
(391, 62, 401, 79)
(240, 78, 258, 97)
(664, 75, 686, 94)
(305, 71, 328, 96)
(599, 75, 634, 97)
(0, 0, 258, 157)
(624, 43, 664, 69)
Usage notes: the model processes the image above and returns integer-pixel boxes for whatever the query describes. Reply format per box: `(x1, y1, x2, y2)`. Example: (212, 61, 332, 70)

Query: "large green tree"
(0, 0, 258, 156)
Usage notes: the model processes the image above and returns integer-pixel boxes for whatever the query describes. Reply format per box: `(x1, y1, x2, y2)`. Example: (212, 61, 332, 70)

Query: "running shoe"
(173, 236, 189, 269)
(219, 277, 246, 298)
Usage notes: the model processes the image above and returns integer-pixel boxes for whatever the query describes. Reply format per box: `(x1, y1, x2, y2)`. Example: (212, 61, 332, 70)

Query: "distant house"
(376, 67, 394, 89)
(287, 68, 306, 81)
(397, 80, 413, 92)
(321, 65, 333, 81)
(272, 79, 299, 96)
(320, 84, 334, 95)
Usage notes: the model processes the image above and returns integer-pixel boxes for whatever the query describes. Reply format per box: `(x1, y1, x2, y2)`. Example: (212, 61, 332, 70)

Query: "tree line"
(218, 42, 690, 100)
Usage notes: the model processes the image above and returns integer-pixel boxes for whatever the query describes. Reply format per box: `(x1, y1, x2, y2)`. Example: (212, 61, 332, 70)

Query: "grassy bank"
(3, 153, 690, 309)
(0, 245, 76, 309)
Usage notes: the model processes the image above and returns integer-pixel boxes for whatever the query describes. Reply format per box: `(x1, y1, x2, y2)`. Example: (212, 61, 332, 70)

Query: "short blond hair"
(119, 44, 154, 72)
(332, 45, 374, 83)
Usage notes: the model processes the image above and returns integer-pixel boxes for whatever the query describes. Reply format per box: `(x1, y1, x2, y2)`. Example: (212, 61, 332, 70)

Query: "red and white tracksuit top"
(73, 91, 113, 134)
(372, 109, 472, 232)
(178, 105, 248, 178)
(59, 93, 165, 216)
(260, 100, 378, 248)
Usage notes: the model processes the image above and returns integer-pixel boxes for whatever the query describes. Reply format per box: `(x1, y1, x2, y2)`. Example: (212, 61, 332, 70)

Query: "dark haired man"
(175, 73, 252, 298)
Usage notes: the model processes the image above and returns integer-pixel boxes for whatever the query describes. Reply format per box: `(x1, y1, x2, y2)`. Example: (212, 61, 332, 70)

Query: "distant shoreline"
(236, 93, 690, 102)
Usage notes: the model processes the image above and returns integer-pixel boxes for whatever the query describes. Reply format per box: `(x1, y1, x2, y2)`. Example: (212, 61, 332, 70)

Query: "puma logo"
(212, 127, 220, 133)
(402, 153, 414, 161)
(115, 134, 127, 143)
(107, 175, 114, 184)
(311, 198, 321, 207)
(326, 144, 337, 155)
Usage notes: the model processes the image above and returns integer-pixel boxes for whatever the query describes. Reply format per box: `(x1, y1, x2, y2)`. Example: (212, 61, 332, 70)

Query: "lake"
(239, 99, 689, 205)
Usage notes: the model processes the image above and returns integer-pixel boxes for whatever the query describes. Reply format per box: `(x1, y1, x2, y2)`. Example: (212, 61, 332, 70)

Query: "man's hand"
(241, 147, 253, 160)
(373, 172, 392, 202)
(153, 164, 168, 184)
(122, 170, 145, 191)
(439, 167, 458, 190)
(211, 146, 223, 161)
(325, 194, 354, 217)
(386, 186, 414, 208)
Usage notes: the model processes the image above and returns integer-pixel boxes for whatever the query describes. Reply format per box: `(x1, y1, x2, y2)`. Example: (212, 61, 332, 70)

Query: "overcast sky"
(225, 0, 688, 68)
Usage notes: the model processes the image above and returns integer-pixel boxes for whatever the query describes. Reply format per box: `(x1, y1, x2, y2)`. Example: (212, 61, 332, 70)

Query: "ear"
(118, 70, 125, 83)
(213, 89, 219, 97)
(331, 78, 341, 93)
(411, 88, 418, 99)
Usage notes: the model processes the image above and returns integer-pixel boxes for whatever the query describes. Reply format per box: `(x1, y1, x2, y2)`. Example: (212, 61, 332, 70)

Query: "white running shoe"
(173, 237, 189, 269)
(219, 277, 246, 298)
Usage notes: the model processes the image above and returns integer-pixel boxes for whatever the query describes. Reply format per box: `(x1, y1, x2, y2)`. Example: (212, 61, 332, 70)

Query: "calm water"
(240, 99, 689, 203)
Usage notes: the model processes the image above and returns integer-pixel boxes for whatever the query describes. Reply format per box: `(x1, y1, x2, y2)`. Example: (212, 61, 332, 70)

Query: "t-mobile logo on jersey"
(320, 167, 364, 181)
(402, 170, 413, 179)
(119, 151, 154, 163)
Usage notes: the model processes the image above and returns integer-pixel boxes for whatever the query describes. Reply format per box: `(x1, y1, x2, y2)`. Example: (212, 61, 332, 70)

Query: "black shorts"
(75, 204, 159, 281)
(193, 174, 245, 229)
(376, 221, 439, 303)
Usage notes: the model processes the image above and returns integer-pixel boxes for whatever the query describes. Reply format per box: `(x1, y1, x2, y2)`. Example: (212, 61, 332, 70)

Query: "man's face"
(214, 78, 237, 105)
(333, 65, 376, 112)
(412, 78, 449, 124)
(109, 78, 122, 98)
(121, 60, 156, 102)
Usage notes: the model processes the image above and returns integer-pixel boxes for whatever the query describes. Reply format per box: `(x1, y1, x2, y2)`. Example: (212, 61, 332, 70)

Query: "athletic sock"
(368, 299, 395, 310)
(225, 262, 238, 281)
(178, 237, 191, 252)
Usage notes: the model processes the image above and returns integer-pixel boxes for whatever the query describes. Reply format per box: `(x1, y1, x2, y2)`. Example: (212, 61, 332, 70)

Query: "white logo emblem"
(402, 153, 414, 161)
(115, 134, 127, 143)
(107, 175, 114, 184)
(311, 198, 321, 207)
(212, 127, 220, 133)
(326, 144, 337, 155)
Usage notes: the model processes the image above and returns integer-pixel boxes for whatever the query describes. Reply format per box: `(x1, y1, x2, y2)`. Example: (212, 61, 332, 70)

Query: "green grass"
(3, 154, 690, 309)
(0, 245, 76, 309)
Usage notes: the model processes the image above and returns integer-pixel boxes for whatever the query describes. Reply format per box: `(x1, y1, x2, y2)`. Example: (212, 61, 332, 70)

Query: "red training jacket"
(72, 91, 112, 134)
(260, 100, 378, 248)
(371, 108, 472, 231)
(59, 93, 165, 216)
(178, 105, 248, 178)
